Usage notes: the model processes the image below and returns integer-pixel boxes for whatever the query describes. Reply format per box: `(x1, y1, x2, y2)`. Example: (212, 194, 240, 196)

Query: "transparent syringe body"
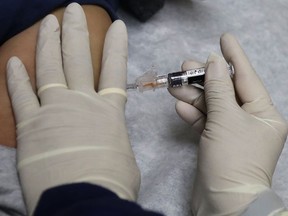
(126, 69, 168, 92)
(127, 64, 234, 92)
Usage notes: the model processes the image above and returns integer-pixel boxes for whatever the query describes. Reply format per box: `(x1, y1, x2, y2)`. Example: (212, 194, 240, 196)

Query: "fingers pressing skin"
(36, 15, 67, 105)
(62, 3, 95, 95)
(168, 60, 206, 114)
(6, 57, 39, 124)
(98, 20, 128, 108)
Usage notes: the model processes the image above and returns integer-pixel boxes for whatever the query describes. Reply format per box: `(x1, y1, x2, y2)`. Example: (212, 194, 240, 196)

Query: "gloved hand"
(169, 34, 288, 215)
(6, 3, 140, 215)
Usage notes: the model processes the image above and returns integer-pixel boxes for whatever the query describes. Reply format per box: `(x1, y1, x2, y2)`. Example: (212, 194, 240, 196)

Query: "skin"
(0, 5, 112, 148)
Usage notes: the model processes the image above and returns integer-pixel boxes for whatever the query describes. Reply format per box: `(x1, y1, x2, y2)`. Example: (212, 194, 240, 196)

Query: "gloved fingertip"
(113, 19, 126, 28)
(182, 60, 205, 71)
(181, 60, 190, 69)
(6, 57, 30, 97)
(66, 2, 81, 11)
(206, 52, 225, 65)
(175, 101, 205, 130)
(7, 56, 21, 69)
(7, 57, 25, 79)
(40, 14, 59, 34)
(109, 20, 128, 38)
(65, 2, 85, 19)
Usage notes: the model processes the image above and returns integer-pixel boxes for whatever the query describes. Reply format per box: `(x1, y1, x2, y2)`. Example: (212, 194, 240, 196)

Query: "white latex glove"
(6, 3, 140, 215)
(169, 34, 288, 215)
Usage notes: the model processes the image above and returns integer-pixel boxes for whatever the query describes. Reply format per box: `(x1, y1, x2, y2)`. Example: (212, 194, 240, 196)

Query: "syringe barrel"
(168, 68, 205, 87)
(167, 64, 234, 88)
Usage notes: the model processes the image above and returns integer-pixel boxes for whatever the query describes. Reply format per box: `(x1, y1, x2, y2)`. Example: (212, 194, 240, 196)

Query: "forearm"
(0, 5, 112, 147)
(0, 145, 26, 216)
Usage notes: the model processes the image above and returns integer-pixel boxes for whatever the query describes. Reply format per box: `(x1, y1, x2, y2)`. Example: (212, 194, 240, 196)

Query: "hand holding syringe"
(127, 63, 234, 92)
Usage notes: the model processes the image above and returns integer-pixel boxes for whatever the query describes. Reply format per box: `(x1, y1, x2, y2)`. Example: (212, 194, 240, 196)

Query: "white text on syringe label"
(185, 68, 205, 76)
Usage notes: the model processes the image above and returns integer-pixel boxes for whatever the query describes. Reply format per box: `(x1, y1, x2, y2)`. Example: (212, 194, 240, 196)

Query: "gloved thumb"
(204, 53, 237, 112)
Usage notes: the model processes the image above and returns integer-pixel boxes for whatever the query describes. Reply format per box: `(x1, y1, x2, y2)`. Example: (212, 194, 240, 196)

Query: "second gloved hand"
(170, 34, 288, 215)
(7, 3, 140, 215)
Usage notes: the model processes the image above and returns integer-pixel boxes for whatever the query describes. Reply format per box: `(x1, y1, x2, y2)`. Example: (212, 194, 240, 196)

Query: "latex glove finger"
(36, 15, 67, 105)
(6, 57, 39, 124)
(204, 53, 237, 112)
(62, 3, 95, 96)
(98, 20, 128, 109)
(168, 60, 206, 113)
(220, 33, 272, 113)
(175, 100, 206, 133)
(221, 33, 287, 138)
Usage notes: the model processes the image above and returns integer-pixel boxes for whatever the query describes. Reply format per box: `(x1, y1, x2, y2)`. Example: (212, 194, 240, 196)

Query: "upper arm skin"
(0, 5, 112, 148)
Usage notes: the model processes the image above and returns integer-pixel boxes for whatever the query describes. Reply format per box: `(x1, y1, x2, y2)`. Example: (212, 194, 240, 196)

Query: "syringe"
(127, 64, 234, 92)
